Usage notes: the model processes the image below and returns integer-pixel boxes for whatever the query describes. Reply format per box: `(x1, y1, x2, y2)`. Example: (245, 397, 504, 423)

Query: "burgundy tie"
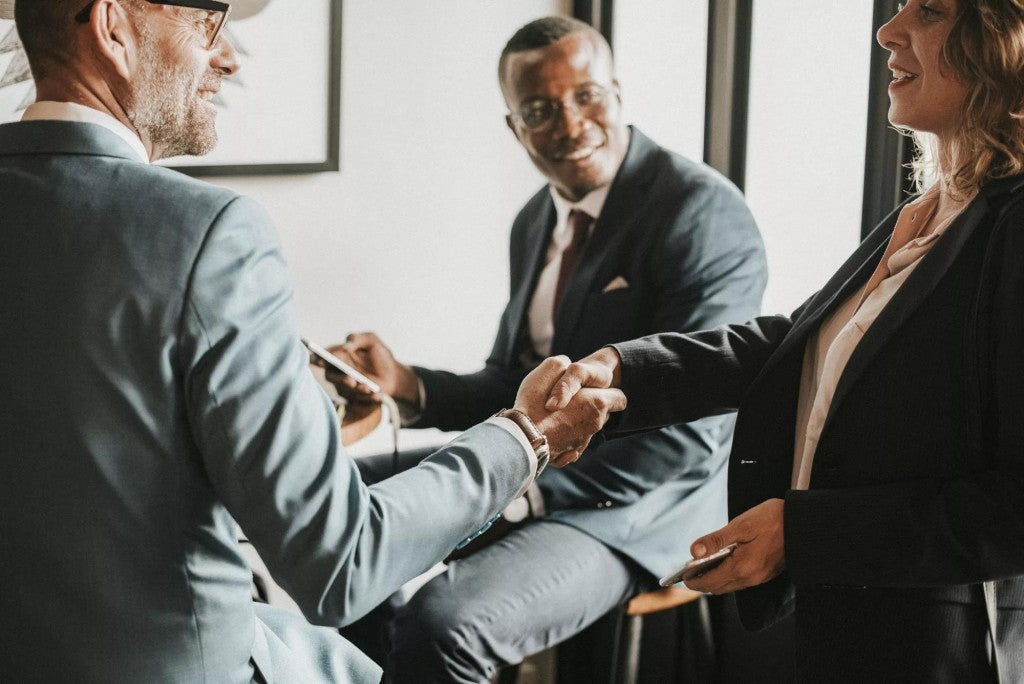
(553, 209, 593, 316)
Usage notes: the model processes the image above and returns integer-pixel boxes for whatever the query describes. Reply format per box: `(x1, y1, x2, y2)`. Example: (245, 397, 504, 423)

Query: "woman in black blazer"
(547, 0, 1024, 680)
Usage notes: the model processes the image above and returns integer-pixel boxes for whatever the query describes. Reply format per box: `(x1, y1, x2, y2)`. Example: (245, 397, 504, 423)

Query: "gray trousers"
(355, 449, 652, 684)
(391, 520, 649, 683)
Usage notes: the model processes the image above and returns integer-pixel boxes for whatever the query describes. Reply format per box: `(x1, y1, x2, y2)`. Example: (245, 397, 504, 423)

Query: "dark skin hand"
(683, 499, 786, 594)
(319, 333, 420, 406)
(306, 352, 382, 446)
(544, 351, 786, 594)
(545, 346, 622, 410)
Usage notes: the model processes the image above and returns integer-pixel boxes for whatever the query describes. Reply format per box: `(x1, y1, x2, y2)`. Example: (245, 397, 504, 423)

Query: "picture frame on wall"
(0, 0, 342, 176)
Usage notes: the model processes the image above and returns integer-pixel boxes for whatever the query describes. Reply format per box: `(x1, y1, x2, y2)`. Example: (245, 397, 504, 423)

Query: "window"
(743, 2, 874, 313)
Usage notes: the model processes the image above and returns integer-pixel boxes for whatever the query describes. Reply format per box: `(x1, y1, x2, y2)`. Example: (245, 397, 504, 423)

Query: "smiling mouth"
(890, 67, 918, 84)
(554, 143, 601, 163)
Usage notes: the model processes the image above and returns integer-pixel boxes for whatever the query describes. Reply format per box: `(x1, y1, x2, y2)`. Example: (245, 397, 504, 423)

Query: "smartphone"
(659, 543, 737, 587)
(302, 338, 382, 395)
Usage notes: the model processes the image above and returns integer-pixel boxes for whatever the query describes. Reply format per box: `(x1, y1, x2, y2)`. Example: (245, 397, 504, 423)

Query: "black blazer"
(611, 176, 1024, 680)
(411, 128, 767, 577)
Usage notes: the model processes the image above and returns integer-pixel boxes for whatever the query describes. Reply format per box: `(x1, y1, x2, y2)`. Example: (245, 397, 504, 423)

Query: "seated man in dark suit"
(0, 2, 625, 682)
(326, 15, 768, 682)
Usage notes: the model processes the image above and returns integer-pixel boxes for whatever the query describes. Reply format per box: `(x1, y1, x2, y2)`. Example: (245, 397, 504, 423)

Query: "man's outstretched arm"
(181, 198, 625, 625)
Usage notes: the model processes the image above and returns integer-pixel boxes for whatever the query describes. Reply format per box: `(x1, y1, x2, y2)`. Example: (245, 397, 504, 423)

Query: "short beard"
(126, 24, 218, 161)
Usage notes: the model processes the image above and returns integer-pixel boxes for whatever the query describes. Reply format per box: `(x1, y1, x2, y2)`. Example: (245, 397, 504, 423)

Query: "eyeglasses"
(511, 84, 614, 132)
(75, 0, 232, 51)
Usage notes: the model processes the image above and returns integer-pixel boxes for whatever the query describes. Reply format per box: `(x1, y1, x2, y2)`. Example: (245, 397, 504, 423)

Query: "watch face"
(535, 444, 551, 474)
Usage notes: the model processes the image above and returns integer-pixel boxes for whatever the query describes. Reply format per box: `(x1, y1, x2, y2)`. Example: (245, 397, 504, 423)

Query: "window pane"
(744, 2, 874, 314)
(613, 0, 708, 160)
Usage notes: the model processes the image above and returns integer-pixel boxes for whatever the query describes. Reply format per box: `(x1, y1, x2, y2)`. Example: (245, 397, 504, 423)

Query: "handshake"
(505, 351, 623, 466)
(316, 332, 625, 467)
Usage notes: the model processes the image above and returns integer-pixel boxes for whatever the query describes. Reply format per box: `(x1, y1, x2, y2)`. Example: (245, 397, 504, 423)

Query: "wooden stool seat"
(626, 585, 703, 616)
(611, 586, 713, 684)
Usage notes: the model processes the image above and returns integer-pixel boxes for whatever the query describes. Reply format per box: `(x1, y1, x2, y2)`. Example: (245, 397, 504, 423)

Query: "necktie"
(553, 209, 593, 316)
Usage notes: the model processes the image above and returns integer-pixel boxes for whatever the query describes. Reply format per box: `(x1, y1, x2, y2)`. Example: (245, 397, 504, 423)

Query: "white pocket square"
(601, 276, 630, 293)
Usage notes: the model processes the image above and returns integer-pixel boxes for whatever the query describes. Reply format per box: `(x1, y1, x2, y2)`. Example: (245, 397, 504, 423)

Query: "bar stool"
(496, 586, 714, 684)
(611, 586, 712, 684)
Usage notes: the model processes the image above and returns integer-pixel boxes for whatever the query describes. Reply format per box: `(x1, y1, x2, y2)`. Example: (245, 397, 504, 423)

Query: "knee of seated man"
(393, 577, 493, 656)
(389, 584, 503, 682)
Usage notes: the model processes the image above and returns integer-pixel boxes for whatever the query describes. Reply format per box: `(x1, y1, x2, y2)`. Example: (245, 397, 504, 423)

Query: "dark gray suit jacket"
(0, 120, 534, 683)
(610, 176, 1024, 680)
(413, 128, 767, 577)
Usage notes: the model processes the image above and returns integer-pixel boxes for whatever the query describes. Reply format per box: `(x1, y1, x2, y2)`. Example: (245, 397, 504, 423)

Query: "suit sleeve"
(540, 177, 771, 509)
(178, 197, 533, 626)
(412, 360, 525, 431)
(611, 314, 797, 432)
(783, 205, 1024, 588)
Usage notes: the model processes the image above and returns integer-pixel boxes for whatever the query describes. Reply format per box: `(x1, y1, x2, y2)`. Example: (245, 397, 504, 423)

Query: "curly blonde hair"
(909, 0, 1024, 193)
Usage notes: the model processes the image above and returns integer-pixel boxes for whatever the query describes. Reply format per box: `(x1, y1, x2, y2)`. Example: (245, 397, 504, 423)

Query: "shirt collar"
(22, 101, 150, 164)
(549, 181, 613, 230)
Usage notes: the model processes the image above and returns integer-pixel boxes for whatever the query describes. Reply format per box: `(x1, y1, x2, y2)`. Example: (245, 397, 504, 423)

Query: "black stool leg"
(680, 595, 716, 680)
(610, 612, 642, 684)
(496, 663, 520, 684)
(695, 595, 715, 666)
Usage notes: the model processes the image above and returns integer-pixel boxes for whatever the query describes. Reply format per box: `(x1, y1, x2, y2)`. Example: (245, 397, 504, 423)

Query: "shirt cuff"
(396, 376, 427, 427)
(486, 416, 538, 499)
(524, 480, 546, 518)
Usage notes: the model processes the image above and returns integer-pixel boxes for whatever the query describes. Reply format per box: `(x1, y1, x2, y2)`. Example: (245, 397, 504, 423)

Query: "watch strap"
(495, 408, 545, 450)
(495, 408, 550, 485)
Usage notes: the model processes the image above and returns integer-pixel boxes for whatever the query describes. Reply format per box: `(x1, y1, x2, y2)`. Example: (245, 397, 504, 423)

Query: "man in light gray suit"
(0, 2, 625, 682)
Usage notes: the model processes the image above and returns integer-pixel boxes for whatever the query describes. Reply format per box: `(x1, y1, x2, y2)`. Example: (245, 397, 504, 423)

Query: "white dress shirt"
(22, 100, 150, 164)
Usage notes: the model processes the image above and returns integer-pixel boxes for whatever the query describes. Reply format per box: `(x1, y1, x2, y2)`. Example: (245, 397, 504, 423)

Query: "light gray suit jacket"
(0, 120, 531, 683)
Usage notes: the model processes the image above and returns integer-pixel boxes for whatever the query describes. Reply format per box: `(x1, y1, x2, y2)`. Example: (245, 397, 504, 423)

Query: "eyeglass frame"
(508, 82, 618, 133)
(74, 0, 232, 51)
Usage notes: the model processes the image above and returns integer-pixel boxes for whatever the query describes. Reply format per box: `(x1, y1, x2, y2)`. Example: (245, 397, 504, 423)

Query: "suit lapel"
(822, 194, 991, 429)
(550, 128, 654, 352)
(504, 200, 556, 361)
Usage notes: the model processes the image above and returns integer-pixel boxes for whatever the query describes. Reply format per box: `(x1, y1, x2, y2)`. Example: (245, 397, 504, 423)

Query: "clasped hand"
(541, 347, 787, 593)
(543, 346, 623, 411)
(514, 355, 627, 466)
(315, 334, 627, 467)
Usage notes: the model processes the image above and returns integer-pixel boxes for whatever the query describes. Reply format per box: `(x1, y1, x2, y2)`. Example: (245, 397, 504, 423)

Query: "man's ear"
(611, 78, 622, 105)
(505, 113, 529, 146)
(87, 0, 139, 81)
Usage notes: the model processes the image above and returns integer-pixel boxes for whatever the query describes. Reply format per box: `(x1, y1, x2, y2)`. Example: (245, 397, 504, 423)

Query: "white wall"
(213, 0, 567, 373)
(211, 1, 878, 373)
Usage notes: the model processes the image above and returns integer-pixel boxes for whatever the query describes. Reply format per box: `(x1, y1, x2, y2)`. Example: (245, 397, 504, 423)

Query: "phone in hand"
(659, 543, 738, 587)
(302, 338, 382, 395)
